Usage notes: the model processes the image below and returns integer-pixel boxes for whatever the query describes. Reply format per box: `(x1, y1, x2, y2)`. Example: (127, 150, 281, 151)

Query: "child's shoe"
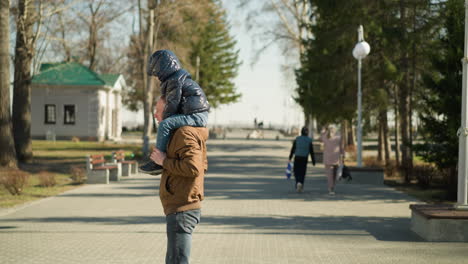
(139, 161, 163, 175)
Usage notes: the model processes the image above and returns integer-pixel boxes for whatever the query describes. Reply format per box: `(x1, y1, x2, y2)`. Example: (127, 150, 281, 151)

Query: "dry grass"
(0, 169, 30, 195)
(69, 166, 86, 185)
(0, 173, 75, 208)
(37, 171, 57, 187)
(0, 140, 140, 208)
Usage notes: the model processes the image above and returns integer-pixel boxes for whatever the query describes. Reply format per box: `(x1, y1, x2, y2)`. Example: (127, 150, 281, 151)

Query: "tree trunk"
(142, 2, 156, 157)
(12, 0, 35, 163)
(377, 114, 384, 162)
(348, 121, 356, 147)
(394, 85, 400, 167)
(409, 4, 417, 173)
(377, 110, 391, 165)
(0, 0, 17, 168)
(341, 120, 348, 147)
(399, 79, 412, 183)
(399, 0, 413, 183)
(382, 111, 390, 165)
(88, 21, 98, 71)
(307, 114, 315, 140)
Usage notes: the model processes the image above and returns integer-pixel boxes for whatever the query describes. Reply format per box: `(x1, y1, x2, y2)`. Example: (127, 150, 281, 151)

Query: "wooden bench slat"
(94, 165, 118, 170)
(121, 161, 137, 164)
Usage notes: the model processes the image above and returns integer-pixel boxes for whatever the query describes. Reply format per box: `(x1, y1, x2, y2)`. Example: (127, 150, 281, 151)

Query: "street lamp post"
(455, 1, 468, 210)
(352, 25, 371, 168)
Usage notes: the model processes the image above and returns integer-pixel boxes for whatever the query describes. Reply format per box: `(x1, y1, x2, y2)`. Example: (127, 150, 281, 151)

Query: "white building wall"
(31, 86, 98, 139)
(32, 80, 123, 141)
(97, 90, 108, 141)
(87, 90, 101, 140)
(115, 92, 122, 138)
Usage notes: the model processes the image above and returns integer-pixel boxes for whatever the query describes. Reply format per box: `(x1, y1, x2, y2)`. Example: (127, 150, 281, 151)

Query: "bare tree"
(44, 2, 76, 62)
(0, 0, 17, 168)
(238, 0, 313, 127)
(12, 0, 39, 162)
(141, 0, 157, 157)
(74, 0, 131, 71)
(12, 0, 76, 162)
(239, 0, 311, 61)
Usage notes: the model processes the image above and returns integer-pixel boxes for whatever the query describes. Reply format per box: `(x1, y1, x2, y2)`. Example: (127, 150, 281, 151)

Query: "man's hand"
(150, 148, 167, 165)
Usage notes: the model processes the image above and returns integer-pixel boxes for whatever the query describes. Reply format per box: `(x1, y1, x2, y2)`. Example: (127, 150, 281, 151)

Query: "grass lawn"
(0, 140, 142, 208)
(355, 155, 454, 203)
(384, 179, 452, 203)
(0, 173, 78, 208)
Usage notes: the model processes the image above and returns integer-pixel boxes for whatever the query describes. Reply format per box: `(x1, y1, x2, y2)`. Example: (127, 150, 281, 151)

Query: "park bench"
(410, 204, 468, 242)
(112, 150, 138, 177)
(86, 154, 121, 184)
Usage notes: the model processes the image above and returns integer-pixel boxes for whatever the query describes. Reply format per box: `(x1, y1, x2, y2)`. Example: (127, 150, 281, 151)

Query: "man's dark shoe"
(139, 161, 163, 175)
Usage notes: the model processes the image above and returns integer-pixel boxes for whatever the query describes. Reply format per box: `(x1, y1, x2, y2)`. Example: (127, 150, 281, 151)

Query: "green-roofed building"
(31, 62, 126, 141)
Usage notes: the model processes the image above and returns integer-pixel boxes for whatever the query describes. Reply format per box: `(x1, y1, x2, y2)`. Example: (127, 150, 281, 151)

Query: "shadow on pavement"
(0, 214, 420, 242)
(207, 155, 285, 176)
(207, 142, 288, 153)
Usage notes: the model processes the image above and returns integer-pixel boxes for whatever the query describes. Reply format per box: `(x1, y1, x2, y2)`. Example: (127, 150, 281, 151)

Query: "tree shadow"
(207, 141, 289, 153)
(203, 151, 415, 202)
(0, 214, 421, 242)
(203, 174, 416, 202)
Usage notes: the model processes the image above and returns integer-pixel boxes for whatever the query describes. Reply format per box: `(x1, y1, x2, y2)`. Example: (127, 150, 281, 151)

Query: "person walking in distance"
(289, 127, 316, 193)
(150, 96, 208, 264)
(321, 125, 344, 195)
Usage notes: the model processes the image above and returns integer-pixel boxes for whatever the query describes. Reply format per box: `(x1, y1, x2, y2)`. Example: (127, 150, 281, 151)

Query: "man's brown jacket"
(160, 126, 208, 215)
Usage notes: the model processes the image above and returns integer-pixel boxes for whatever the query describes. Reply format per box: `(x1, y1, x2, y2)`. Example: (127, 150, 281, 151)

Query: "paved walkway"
(1, 139, 467, 264)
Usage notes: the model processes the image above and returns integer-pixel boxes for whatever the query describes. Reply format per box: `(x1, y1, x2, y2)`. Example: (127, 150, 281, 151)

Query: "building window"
(64, 105, 76, 125)
(44, 104, 56, 124)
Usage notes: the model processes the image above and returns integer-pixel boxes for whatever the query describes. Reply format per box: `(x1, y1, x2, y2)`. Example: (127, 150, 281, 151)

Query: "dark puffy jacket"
(147, 50, 210, 119)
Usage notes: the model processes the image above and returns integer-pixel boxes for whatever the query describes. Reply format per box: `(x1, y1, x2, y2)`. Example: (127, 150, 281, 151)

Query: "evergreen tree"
(296, 1, 376, 125)
(190, 0, 241, 108)
(417, 0, 463, 195)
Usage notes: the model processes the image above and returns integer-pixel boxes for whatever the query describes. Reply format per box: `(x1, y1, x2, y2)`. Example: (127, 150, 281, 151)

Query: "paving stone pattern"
(1, 139, 467, 264)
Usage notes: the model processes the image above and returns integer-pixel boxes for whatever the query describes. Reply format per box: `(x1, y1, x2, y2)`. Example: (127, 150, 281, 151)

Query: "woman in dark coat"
(288, 127, 316, 193)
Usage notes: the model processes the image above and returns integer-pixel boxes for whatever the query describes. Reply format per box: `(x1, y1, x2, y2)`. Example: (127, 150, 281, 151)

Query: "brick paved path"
(1, 140, 467, 264)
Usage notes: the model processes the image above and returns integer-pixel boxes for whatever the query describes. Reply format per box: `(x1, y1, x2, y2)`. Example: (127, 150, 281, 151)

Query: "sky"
(122, 0, 305, 129)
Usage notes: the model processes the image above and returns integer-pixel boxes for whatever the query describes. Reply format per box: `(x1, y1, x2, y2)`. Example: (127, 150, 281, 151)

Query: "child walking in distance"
(139, 50, 210, 175)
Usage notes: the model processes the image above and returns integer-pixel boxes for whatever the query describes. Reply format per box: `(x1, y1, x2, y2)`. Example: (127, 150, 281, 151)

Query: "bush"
(363, 156, 384, 168)
(384, 160, 400, 178)
(70, 166, 86, 184)
(413, 165, 435, 189)
(0, 168, 30, 195)
(38, 171, 57, 187)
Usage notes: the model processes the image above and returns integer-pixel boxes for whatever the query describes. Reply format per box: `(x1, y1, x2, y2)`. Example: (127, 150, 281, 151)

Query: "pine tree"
(190, 0, 241, 109)
(296, 1, 375, 125)
(417, 0, 463, 196)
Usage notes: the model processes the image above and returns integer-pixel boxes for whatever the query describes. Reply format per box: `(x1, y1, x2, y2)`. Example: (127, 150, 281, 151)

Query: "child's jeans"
(156, 111, 209, 152)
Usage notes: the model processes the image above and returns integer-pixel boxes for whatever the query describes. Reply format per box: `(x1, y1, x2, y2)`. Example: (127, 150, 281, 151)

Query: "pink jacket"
(321, 132, 343, 165)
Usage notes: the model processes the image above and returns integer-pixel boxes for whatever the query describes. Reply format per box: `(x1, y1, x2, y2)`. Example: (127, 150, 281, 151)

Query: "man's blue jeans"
(156, 112, 209, 152)
(165, 209, 201, 264)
